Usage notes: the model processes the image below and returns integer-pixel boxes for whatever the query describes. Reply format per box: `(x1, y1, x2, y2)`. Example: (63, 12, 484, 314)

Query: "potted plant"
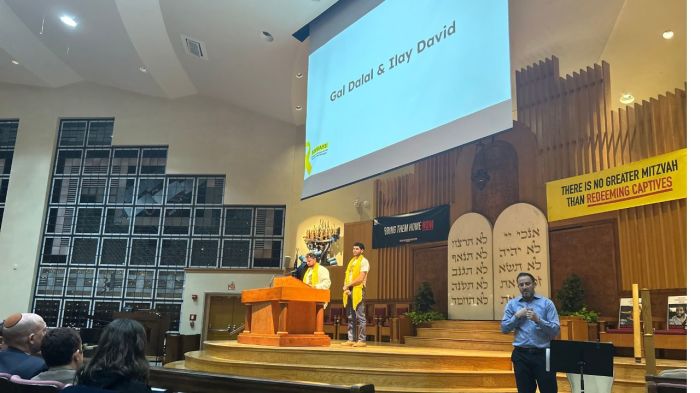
(555, 274, 599, 340)
(404, 282, 445, 327)
(570, 306, 600, 340)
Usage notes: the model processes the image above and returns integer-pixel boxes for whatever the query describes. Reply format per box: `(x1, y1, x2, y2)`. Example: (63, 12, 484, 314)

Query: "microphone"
(291, 260, 308, 280)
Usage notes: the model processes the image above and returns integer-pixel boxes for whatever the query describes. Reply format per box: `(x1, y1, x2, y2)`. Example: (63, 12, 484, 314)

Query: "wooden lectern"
(238, 276, 331, 347)
(112, 310, 171, 358)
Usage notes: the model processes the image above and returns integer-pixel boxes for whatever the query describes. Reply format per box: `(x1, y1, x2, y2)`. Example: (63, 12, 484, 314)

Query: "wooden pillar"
(632, 284, 642, 362)
(244, 304, 252, 333)
(641, 289, 656, 375)
(315, 304, 324, 334)
(278, 302, 288, 334)
(374, 319, 381, 343)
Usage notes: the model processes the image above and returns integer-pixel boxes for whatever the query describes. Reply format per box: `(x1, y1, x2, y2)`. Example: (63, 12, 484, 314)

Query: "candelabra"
(302, 220, 341, 265)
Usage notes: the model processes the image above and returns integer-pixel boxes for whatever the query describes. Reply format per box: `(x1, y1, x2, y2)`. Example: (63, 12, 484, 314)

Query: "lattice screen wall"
(33, 118, 285, 329)
(0, 120, 18, 231)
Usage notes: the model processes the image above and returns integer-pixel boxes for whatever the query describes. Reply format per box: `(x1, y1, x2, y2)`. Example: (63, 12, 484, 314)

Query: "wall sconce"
(471, 169, 491, 190)
(353, 199, 369, 209)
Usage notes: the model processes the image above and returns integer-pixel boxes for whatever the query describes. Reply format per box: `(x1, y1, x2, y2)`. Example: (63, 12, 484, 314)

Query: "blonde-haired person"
(0, 313, 48, 378)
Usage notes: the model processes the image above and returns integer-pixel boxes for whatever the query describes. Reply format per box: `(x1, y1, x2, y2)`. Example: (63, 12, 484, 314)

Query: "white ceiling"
(0, 0, 687, 125)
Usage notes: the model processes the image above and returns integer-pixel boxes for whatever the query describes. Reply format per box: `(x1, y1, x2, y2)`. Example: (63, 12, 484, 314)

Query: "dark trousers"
(511, 347, 558, 393)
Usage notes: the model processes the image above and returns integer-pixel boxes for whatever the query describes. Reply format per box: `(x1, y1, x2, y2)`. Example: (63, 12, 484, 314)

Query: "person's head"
(41, 327, 83, 369)
(516, 272, 537, 301)
(78, 319, 149, 385)
(305, 252, 318, 267)
(352, 242, 365, 256)
(675, 306, 685, 317)
(0, 313, 47, 355)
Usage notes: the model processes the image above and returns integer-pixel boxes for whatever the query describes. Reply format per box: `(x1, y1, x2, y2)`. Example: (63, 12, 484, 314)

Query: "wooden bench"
(150, 366, 375, 393)
(599, 329, 687, 351)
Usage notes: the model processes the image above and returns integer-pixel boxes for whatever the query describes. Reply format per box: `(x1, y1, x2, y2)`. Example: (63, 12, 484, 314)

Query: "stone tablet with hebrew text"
(493, 203, 550, 320)
(447, 212, 493, 320)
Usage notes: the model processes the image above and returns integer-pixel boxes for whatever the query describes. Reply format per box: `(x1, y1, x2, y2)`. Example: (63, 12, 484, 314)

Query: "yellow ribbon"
(304, 141, 312, 175)
(303, 263, 319, 286)
(343, 256, 364, 310)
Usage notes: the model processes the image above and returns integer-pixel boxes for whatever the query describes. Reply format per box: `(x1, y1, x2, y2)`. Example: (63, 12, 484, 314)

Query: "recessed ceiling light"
(662, 30, 674, 40)
(295, 105, 303, 111)
(296, 73, 303, 79)
(620, 93, 635, 105)
(260, 31, 274, 42)
(60, 15, 78, 28)
(11, 60, 19, 65)
(138, 66, 148, 73)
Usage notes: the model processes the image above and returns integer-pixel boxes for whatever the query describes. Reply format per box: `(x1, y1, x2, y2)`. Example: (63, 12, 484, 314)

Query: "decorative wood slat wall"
(372, 149, 459, 300)
(516, 57, 612, 183)
(365, 55, 685, 303)
(614, 90, 686, 290)
(517, 57, 686, 291)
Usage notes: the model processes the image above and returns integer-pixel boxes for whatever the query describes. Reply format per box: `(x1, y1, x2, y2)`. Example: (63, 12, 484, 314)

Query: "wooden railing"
(149, 367, 375, 393)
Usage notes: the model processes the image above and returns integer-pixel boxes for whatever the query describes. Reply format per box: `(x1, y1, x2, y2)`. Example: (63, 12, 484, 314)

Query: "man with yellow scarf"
(341, 242, 370, 347)
(302, 252, 331, 290)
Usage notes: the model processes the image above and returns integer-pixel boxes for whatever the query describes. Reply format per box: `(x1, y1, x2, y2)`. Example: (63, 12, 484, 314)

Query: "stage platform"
(167, 340, 686, 393)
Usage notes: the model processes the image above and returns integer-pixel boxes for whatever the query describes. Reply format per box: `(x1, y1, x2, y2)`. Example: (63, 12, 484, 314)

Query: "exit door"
(205, 294, 246, 341)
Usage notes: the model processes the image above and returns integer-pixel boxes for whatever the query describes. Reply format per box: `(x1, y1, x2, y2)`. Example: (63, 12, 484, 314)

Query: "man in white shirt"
(342, 242, 370, 347)
(302, 252, 331, 290)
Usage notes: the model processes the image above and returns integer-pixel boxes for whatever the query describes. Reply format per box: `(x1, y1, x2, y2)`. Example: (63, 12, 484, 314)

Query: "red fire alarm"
(191, 294, 198, 301)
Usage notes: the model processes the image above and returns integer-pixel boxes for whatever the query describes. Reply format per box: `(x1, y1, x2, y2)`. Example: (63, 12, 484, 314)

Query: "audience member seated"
(10, 374, 66, 391)
(73, 319, 151, 393)
(32, 327, 83, 385)
(0, 319, 5, 350)
(0, 313, 48, 378)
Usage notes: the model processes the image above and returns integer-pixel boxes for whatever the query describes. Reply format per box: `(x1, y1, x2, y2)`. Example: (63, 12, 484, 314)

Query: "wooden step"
(430, 320, 502, 330)
(184, 351, 517, 389)
(199, 341, 512, 371)
(404, 336, 514, 352)
(169, 340, 685, 393)
(417, 328, 513, 342)
(377, 387, 518, 393)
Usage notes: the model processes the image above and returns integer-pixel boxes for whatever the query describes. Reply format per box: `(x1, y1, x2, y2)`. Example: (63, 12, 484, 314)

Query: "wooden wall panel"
(617, 200, 686, 290)
(412, 244, 448, 316)
(517, 57, 686, 291)
(608, 90, 686, 290)
(342, 221, 378, 299)
(371, 149, 460, 301)
(366, 55, 685, 305)
(470, 140, 520, 223)
(376, 246, 412, 301)
(549, 221, 620, 318)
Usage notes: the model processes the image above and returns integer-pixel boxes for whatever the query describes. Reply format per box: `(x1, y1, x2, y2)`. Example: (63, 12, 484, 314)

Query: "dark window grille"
(32, 118, 285, 329)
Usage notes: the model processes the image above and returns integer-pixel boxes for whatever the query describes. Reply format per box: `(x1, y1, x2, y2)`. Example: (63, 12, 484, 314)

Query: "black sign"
(372, 205, 449, 248)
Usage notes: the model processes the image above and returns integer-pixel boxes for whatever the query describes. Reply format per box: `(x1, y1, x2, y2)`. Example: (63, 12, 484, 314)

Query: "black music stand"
(550, 340, 614, 393)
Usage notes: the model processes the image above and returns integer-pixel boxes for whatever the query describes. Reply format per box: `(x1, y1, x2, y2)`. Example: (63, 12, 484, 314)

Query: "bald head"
(1, 313, 47, 355)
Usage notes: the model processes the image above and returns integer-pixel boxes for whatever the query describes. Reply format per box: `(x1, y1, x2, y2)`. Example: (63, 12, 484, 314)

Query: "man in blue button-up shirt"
(501, 272, 560, 393)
